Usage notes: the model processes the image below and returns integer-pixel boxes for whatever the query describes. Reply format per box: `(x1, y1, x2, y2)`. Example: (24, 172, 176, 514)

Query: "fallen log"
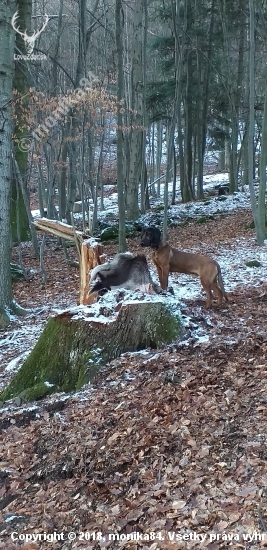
(33, 218, 84, 241)
(0, 294, 182, 403)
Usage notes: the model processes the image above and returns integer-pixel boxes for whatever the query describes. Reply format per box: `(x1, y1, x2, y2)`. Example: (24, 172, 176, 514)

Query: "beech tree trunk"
(11, 0, 31, 243)
(0, 300, 182, 403)
(248, 0, 265, 245)
(0, 1, 16, 328)
(115, 0, 126, 251)
(125, 0, 144, 220)
(258, 86, 267, 242)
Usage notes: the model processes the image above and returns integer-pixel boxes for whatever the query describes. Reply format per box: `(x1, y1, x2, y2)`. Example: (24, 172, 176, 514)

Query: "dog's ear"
(149, 226, 162, 247)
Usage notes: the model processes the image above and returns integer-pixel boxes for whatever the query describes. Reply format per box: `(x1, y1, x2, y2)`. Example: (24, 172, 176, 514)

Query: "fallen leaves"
(1, 209, 267, 549)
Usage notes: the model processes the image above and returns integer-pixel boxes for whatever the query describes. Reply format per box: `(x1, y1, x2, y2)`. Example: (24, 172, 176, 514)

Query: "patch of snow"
(5, 515, 25, 523)
(5, 352, 30, 372)
(86, 237, 102, 247)
(72, 173, 253, 223)
(143, 353, 161, 364)
(193, 335, 210, 345)
(121, 349, 150, 357)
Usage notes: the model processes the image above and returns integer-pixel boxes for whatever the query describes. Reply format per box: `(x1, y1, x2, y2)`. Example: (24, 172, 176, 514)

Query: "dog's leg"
(156, 264, 169, 290)
(201, 280, 213, 308)
(211, 283, 224, 306)
(155, 265, 163, 287)
(161, 266, 170, 290)
(216, 265, 229, 302)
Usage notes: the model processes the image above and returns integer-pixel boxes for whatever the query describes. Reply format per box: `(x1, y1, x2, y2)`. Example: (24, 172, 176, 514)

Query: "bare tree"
(116, 0, 126, 251)
(258, 85, 267, 243)
(0, 0, 21, 327)
(125, 0, 144, 220)
(11, 0, 32, 243)
(196, 0, 215, 199)
(248, 0, 265, 244)
(163, 0, 186, 237)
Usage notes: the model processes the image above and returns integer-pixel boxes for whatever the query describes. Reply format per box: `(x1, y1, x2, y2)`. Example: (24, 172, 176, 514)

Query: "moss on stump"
(0, 300, 182, 403)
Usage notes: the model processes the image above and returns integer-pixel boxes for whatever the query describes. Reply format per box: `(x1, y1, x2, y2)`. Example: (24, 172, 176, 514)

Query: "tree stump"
(0, 296, 182, 403)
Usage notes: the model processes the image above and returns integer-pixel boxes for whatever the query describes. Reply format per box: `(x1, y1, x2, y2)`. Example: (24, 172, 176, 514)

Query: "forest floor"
(1, 204, 267, 549)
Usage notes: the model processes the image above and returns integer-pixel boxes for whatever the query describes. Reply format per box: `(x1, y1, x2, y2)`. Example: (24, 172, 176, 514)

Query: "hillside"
(0, 203, 267, 549)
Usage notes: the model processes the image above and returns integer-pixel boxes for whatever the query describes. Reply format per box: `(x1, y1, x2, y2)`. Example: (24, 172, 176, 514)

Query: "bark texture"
(11, 0, 32, 242)
(0, 0, 16, 328)
(126, 0, 144, 220)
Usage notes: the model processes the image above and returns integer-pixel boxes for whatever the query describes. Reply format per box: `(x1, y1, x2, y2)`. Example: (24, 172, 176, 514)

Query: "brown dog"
(140, 227, 228, 308)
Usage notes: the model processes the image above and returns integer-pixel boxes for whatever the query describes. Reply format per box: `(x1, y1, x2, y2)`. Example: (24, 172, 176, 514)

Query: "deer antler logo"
(11, 11, 49, 55)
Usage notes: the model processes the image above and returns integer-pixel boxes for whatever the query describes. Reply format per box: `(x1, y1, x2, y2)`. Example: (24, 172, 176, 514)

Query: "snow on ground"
(1, 172, 266, 400)
(97, 173, 251, 223)
(31, 172, 252, 223)
(168, 236, 267, 302)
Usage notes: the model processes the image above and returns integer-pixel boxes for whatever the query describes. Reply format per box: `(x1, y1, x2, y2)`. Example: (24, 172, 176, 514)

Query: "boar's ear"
(89, 280, 111, 294)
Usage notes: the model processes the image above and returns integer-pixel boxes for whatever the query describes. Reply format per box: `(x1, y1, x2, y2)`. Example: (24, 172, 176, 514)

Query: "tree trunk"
(116, 0, 126, 251)
(248, 0, 265, 244)
(227, 0, 246, 193)
(52, 0, 64, 93)
(13, 159, 39, 256)
(163, 121, 174, 238)
(11, 0, 31, 243)
(58, 139, 68, 220)
(196, 0, 215, 200)
(0, 300, 182, 402)
(184, 48, 193, 200)
(65, 0, 87, 225)
(175, 0, 189, 204)
(125, 0, 144, 220)
(140, 0, 148, 214)
(218, 150, 225, 171)
(171, 144, 177, 205)
(0, 1, 16, 327)
(178, 104, 185, 201)
(241, 129, 249, 186)
(258, 84, 267, 242)
(163, 0, 186, 236)
(156, 121, 162, 196)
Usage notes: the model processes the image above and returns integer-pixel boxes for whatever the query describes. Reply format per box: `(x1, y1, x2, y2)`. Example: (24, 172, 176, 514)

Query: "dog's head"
(140, 226, 162, 249)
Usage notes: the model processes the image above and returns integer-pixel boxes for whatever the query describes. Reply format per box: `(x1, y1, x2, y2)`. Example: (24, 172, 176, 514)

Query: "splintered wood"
(79, 239, 105, 305)
(34, 218, 104, 305)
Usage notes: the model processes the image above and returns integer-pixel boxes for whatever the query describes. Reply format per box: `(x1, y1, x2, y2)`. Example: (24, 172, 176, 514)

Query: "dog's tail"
(216, 263, 229, 301)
